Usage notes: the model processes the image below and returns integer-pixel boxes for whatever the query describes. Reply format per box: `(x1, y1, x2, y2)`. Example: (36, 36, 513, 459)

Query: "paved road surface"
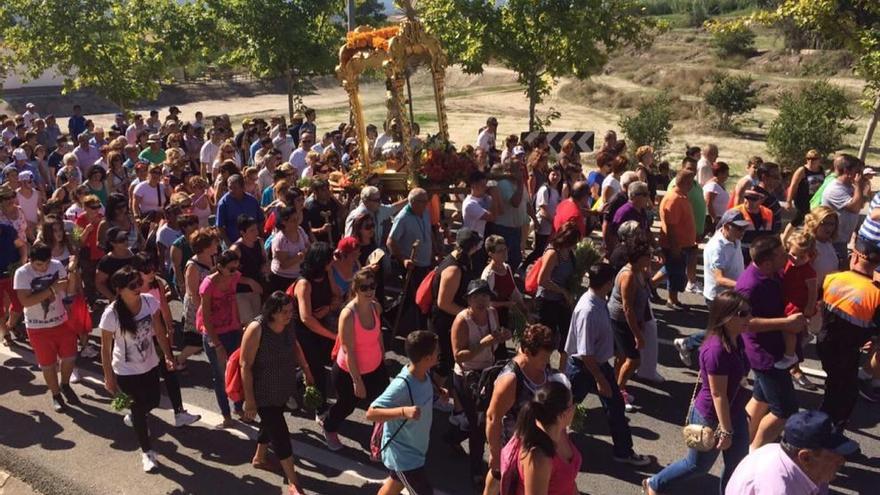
(1, 288, 879, 495)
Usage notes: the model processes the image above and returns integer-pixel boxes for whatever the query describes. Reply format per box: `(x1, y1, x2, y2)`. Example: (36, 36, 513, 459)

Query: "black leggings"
(452, 372, 486, 474)
(430, 311, 455, 378)
(325, 362, 389, 432)
(155, 338, 183, 414)
(537, 298, 572, 352)
(269, 273, 297, 294)
(297, 327, 334, 413)
(257, 405, 293, 460)
(116, 366, 161, 453)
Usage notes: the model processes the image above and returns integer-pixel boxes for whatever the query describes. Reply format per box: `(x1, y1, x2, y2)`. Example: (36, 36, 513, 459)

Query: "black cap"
(855, 236, 880, 264)
(106, 227, 128, 244)
(466, 279, 493, 297)
(783, 410, 859, 457)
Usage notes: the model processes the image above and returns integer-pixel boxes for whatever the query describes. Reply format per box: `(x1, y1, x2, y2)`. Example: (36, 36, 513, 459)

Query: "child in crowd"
(776, 232, 817, 369)
(367, 330, 442, 495)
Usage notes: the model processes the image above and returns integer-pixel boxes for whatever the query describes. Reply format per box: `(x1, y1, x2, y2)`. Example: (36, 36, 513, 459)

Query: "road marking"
(0, 344, 449, 494)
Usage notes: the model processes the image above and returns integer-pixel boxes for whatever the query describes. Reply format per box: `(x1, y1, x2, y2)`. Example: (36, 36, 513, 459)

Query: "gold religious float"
(335, 0, 473, 195)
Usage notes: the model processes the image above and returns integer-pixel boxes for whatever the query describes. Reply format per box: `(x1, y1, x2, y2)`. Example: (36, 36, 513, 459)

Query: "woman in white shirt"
(99, 266, 175, 473)
(270, 206, 310, 293)
(703, 161, 730, 231)
(523, 165, 562, 270)
(132, 164, 169, 219)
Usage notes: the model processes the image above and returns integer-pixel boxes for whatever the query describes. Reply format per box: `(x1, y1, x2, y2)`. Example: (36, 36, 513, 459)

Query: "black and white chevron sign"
(520, 131, 595, 153)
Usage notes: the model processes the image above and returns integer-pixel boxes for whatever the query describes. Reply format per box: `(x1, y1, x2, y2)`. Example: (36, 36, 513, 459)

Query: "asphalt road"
(1, 290, 879, 495)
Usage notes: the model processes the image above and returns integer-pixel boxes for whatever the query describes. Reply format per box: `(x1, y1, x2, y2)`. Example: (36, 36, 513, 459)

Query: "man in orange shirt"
(659, 170, 697, 309)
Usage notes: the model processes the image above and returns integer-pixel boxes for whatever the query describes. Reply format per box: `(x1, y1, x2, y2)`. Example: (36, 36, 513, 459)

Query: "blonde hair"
(803, 206, 838, 240)
(188, 175, 208, 190)
(786, 231, 816, 254)
(306, 151, 321, 163)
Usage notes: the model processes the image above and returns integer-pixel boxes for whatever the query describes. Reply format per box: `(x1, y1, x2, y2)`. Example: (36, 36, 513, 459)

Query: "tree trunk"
(287, 71, 295, 121)
(858, 95, 880, 161)
(528, 75, 537, 132)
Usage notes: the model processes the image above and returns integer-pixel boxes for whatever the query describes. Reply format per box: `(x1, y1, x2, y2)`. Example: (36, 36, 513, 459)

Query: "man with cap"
(818, 236, 880, 423)
(22, 102, 39, 130)
(138, 134, 166, 165)
(4, 148, 41, 186)
(73, 133, 101, 177)
(674, 208, 748, 365)
(725, 410, 858, 495)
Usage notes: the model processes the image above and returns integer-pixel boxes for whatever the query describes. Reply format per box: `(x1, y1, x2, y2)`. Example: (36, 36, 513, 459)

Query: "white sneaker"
(449, 411, 470, 431)
(142, 452, 158, 473)
(70, 368, 82, 384)
(685, 282, 703, 294)
(774, 354, 799, 370)
(673, 338, 692, 367)
(433, 397, 453, 413)
(123, 413, 133, 428)
(174, 410, 201, 427)
(80, 345, 99, 359)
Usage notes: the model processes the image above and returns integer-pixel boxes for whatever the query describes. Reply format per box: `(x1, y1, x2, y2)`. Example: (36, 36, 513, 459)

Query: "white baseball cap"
(12, 148, 28, 161)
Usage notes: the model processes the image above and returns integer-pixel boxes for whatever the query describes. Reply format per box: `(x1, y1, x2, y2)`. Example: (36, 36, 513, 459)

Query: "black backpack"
(475, 359, 522, 412)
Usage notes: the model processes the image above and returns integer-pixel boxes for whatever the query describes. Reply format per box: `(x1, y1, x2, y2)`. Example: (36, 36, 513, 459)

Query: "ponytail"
(114, 294, 138, 335)
(513, 381, 572, 459)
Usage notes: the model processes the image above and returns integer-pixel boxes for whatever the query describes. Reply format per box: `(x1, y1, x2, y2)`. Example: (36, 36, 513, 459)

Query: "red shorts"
(27, 322, 78, 367)
(0, 276, 23, 318)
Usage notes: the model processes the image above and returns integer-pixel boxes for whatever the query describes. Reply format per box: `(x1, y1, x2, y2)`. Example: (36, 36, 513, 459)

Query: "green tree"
(704, 73, 759, 129)
(619, 94, 674, 156)
(726, 1, 880, 160)
(206, 0, 343, 119)
(0, 0, 189, 109)
(421, 0, 657, 130)
(766, 81, 855, 168)
(354, 0, 388, 26)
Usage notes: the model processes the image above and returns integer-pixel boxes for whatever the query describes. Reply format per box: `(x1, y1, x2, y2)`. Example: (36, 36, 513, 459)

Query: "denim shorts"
(752, 367, 798, 418)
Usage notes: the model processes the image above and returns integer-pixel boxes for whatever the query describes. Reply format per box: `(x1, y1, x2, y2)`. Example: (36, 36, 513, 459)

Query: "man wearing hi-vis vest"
(818, 236, 880, 428)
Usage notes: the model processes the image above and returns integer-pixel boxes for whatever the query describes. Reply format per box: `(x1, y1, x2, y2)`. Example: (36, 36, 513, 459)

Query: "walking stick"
(320, 210, 333, 243)
(391, 239, 421, 337)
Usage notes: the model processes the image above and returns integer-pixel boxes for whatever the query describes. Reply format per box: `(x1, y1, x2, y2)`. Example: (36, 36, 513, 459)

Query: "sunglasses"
(735, 308, 751, 318)
(86, 204, 101, 210)
(744, 195, 762, 201)
(358, 283, 377, 292)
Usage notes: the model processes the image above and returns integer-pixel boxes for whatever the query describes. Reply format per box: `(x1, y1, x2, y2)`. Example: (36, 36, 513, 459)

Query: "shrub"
(704, 73, 759, 129)
(766, 82, 856, 169)
(619, 94, 674, 156)
(706, 22, 756, 57)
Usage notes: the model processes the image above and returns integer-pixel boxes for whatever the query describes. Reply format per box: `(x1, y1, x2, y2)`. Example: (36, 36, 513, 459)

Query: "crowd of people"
(0, 104, 877, 495)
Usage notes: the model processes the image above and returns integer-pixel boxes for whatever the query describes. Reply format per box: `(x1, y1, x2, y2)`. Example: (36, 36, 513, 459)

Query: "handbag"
(681, 374, 716, 452)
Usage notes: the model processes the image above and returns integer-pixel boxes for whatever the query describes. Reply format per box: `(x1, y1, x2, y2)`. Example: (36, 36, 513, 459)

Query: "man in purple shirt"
(72, 133, 101, 177)
(725, 410, 858, 495)
(735, 235, 806, 451)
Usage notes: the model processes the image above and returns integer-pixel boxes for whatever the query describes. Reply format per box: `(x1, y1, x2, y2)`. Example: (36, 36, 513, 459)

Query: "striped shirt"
(858, 191, 880, 244)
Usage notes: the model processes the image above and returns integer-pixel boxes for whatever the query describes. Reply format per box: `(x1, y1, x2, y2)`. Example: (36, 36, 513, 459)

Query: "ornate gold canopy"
(335, 0, 449, 177)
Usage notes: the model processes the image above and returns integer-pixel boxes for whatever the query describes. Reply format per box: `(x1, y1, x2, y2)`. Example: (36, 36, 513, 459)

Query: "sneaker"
(621, 389, 636, 413)
(858, 380, 880, 403)
(215, 416, 236, 429)
(773, 354, 799, 370)
(142, 452, 158, 473)
(286, 396, 299, 411)
(60, 383, 80, 404)
(80, 344, 99, 359)
(324, 429, 344, 451)
(123, 413, 133, 427)
(795, 374, 819, 391)
(685, 281, 703, 294)
(613, 452, 652, 467)
(433, 397, 454, 413)
(449, 411, 470, 431)
(315, 412, 326, 428)
(174, 410, 201, 427)
(70, 368, 82, 384)
(52, 394, 66, 413)
(673, 338, 692, 367)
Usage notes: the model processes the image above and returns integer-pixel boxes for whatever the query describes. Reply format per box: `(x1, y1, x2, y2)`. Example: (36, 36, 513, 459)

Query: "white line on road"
(0, 345, 449, 495)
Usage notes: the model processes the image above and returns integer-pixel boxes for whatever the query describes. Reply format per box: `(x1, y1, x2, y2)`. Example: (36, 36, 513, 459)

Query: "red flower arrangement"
(417, 136, 476, 186)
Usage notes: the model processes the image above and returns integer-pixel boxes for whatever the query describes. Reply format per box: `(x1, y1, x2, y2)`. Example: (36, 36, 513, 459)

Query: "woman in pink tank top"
(323, 268, 389, 451)
(503, 381, 581, 495)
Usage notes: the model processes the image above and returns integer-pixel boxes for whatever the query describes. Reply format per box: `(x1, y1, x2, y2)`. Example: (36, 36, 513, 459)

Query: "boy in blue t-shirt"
(367, 330, 441, 495)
